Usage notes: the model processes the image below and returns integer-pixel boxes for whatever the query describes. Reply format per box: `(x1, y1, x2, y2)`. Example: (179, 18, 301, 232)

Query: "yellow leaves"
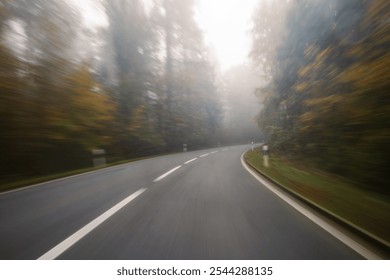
(339, 52, 390, 90)
(366, 0, 390, 27)
(298, 66, 310, 78)
(299, 46, 336, 80)
(346, 45, 365, 58)
(304, 95, 344, 107)
(316, 48, 331, 62)
(293, 82, 308, 92)
(70, 65, 114, 120)
(295, 41, 387, 138)
(41, 63, 116, 148)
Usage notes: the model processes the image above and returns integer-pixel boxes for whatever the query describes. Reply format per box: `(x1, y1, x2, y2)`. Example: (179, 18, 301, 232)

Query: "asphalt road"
(0, 145, 364, 259)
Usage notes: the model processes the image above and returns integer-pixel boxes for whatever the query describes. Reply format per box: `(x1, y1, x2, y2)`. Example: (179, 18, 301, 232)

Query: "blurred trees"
(152, 0, 222, 150)
(0, 0, 221, 182)
(103, 0, 163, 158)
(1, 0, 96, 178)
(101, 0, 221, 156)
(251, 0, 390, 193)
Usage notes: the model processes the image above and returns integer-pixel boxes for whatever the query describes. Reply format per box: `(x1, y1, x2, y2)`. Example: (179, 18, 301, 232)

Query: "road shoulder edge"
(241, 150, 388, 260)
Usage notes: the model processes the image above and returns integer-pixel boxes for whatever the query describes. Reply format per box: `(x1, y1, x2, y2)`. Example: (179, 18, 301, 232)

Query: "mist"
(0, 0, 221, 180)
(218, 63, 264, 145)
(250, 0, 389, 193)
(1, 0, 388, 191)
(0, 0, 389, 261)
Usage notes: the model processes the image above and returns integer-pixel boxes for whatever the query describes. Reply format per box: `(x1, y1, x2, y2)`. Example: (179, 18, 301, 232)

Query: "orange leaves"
(293, 82, 309, 92)
(304, 95, 344, 107)
(44, 63, 116, 149)
(339, 53, 390, 90)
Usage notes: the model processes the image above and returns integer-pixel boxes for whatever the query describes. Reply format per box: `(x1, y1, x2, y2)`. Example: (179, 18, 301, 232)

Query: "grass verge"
(0, 156, 153, 194)
(245, 148, 390, 247)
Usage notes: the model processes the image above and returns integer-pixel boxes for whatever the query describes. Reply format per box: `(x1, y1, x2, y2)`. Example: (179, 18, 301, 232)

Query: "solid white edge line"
(38, 188, 146, 260)
(240, 152, 381, 260)
(153, 165, 182, 182)
(184, 158, 198, 165)
(199, 153, 209, 157)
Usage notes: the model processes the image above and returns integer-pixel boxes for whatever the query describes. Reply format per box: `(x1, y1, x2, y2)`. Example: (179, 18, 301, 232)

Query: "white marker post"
(183, 144, 187, 152)
(251, 141, 254, 151)
(262, 144, 269, 167)
(92, 149, 106, 167)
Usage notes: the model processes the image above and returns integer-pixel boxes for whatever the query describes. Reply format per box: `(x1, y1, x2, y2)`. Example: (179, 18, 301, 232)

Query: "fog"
(218, 63, 264, 144)
(0, 0, 389, 233)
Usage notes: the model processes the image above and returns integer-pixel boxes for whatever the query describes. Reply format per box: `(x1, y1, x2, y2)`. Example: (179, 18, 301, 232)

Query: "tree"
(0, 0, 114, 178)
(251, 0, 390, 193)
(47, 63, 115, 149)
(103, 0, 166, 157)
(150, 0, 222, 149)
(1, 0, 223, 183)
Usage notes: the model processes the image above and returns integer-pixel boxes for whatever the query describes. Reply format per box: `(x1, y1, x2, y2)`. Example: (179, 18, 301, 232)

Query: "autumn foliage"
(251, 0, 389, 193)
(0, 0, 221, 183)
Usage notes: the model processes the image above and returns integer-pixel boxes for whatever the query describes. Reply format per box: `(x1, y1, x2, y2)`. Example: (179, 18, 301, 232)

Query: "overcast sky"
(195, 0, 259, 72)
(75, 0, 260, 72)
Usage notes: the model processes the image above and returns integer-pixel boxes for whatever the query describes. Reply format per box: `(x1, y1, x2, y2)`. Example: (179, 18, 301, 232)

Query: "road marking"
(240, 152, 381, 260)
(199, 153, 209, 157)
(153, 165, 182, 182)
(184, 158, 197, 164)
(0, 154, 162, 196)
(38, 188, 146, 260)
(210, 150, 219, 154)
(222, 148, 228, 151)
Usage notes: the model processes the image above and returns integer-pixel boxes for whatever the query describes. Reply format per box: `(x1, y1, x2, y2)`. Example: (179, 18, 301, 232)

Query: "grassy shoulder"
(245, 149, 390, 246)
(0, 156, 152, 194)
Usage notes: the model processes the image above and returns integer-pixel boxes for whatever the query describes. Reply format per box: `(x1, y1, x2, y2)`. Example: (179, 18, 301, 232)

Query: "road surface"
(0, 145, 365, 259)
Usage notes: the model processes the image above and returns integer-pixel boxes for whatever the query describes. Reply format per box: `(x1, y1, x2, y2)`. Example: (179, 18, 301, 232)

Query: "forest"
(1, 0, 388, 195)
(250, 0, 389, 194)
(0, 0, 238, 183)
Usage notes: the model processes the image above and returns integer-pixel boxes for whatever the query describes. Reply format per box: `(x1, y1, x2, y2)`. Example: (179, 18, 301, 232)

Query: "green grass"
(245, 149, 390, 246)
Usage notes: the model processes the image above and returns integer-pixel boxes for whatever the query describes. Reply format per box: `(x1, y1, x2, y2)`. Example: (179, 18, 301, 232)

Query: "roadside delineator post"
(92, 149, 106, 167)
(262, 144, 269, 167)
(183, 144, 187, 152)
(251, 141, 254, 151)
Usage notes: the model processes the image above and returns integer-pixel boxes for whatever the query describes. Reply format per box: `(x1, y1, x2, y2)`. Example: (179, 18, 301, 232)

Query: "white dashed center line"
(184, 158, 197, 164)
(153, 165, 182, 182)
(199, 153, 209, 157)
(38, 188, 146, 260)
